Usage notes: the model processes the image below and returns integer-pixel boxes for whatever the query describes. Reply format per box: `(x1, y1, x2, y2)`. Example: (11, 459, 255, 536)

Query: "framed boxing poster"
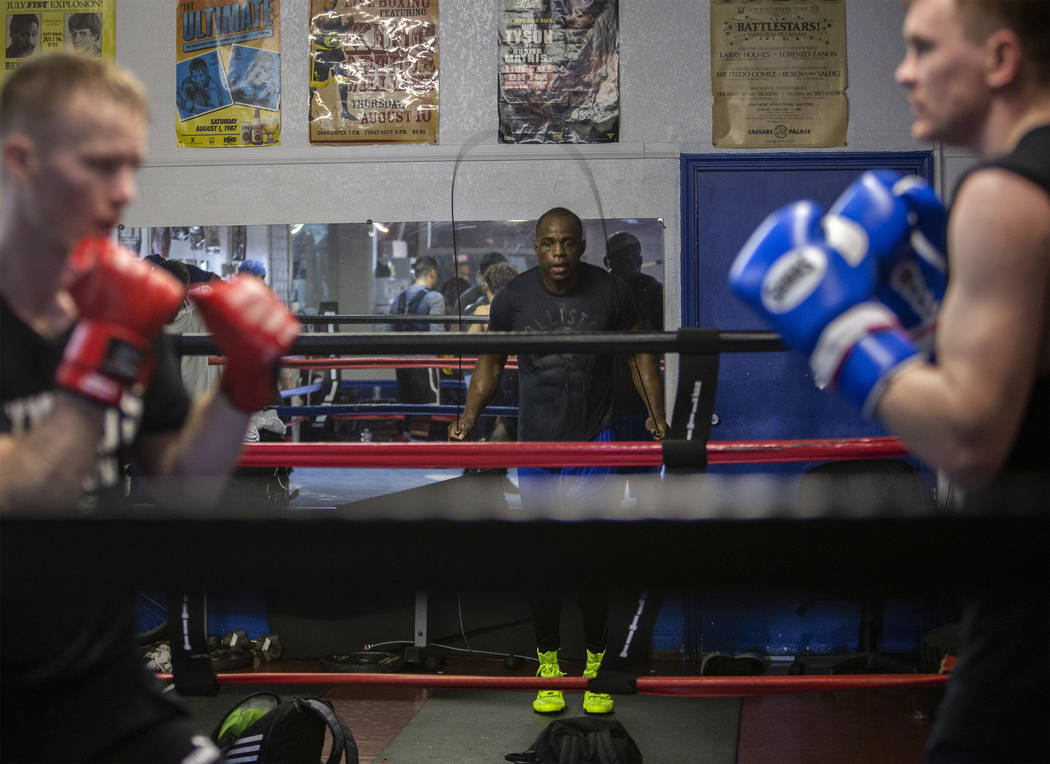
(176, 0, 281, 148)
(308, 0, 439, 145)
(2, 0, 116, 83)
(710, 0, 848, 148)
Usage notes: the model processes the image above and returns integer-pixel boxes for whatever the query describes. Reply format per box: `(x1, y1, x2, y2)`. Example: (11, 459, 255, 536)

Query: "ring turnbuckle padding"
(662, 440, 709, 470)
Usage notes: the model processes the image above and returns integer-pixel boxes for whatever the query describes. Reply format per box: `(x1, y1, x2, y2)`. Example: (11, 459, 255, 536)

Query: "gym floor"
(188, 654, 939, 763)
(218, 466, 941, 761)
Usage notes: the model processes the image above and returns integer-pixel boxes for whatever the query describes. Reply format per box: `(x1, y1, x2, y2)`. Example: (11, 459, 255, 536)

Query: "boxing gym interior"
(4, 2, 1047, 763)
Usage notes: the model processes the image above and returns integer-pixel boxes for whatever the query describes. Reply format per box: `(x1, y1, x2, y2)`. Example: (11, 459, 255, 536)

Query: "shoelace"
(583, 660, 603, 678)
(537, 663, 566, 679)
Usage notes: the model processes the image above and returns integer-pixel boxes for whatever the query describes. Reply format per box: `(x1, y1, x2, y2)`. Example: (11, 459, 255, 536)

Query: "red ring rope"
(156, 671, 947, 697)
(238, 437, 909, 469)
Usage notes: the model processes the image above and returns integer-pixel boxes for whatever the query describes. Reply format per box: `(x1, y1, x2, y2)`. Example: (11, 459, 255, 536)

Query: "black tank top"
(959, 126, 1050, 503)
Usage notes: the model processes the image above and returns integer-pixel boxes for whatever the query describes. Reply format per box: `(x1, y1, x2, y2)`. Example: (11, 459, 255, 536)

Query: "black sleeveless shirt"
(958, 126, 1050, 506)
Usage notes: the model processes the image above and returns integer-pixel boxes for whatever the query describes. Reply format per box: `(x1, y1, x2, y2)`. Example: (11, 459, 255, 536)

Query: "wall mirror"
(120, 218, 665, 326)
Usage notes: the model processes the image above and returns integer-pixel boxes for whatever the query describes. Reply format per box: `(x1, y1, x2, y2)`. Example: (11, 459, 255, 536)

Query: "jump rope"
(444, 135, 661, 429)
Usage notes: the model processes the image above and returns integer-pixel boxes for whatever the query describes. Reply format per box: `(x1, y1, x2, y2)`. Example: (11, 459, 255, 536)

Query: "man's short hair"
(150, 256, 191, 287)
(189, 58, 209, 74)
(8, 14, 39, 36)
(412, 255, 438, 277)
(956, 0, 1050, 82)
(0, 52, 148, 139)
(482, 262, 519, 295)
(605, 231, 642, 272)
(68, 13, 102, 39)
(536, 207, 583, 239)
(237, 258, 267, 279)
(478, 251, 507, 276)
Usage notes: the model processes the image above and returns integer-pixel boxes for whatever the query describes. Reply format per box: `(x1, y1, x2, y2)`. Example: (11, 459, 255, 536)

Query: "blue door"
(680, 152, 934, 474)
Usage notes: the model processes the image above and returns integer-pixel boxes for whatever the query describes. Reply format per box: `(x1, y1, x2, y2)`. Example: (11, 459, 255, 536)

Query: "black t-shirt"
(1, 298, 193, 754)
(610, 271, 664, 417)
(0, 298, 191, 510)
(487, 263, 637, 441)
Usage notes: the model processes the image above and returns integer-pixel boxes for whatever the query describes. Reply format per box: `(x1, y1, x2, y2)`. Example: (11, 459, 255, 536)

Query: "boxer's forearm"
(877, 353, 1032, 491)
(451, 354, 506, 438)
(630, 352, 667, 430)
(132, 389, 251, 511)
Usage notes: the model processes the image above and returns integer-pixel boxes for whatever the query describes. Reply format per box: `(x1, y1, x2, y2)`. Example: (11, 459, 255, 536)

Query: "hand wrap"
(56, 238, 185, 406)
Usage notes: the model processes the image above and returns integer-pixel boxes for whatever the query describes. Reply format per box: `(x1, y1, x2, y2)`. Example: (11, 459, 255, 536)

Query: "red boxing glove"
(56, 238, 185, 406)
(190, 275, 300, 411)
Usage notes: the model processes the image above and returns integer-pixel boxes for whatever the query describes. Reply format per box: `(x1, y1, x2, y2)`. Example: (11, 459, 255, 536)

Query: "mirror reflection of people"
(68, 13, 102, 57)
(457, 251, 508, 315)
(390, 256, 445, 440)
(465, 261, 520, 455)
(177, 58, 222, 116)
(5, 14, 40, 59)
(604, 231, 664, 506)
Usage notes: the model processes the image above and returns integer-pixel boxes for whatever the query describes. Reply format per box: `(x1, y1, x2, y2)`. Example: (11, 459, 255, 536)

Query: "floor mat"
(376, 689, 741, 763)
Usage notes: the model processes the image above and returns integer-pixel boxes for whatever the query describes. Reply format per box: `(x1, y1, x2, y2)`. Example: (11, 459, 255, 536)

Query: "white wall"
(117, 0, 948, 329)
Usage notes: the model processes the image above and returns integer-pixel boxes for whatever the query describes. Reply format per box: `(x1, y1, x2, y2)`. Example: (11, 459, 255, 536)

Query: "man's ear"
(984, 27, 1022, 89)
(1, 133, 36, 185)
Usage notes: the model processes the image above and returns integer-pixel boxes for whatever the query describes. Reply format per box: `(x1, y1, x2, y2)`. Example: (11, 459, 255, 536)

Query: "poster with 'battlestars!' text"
(177, 0, 281, 148)
(711, 0, 847, 148)
(3, 0, 115, 83)
(309, 0, 439, 145)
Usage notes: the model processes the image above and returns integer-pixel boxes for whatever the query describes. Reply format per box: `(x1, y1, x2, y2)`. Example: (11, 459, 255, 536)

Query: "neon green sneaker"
(532, 649, 566, 714)
(582, 649, 614, 714)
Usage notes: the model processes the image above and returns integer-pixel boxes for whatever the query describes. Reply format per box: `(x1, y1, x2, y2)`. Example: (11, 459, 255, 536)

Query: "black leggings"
(530, 587, 608, 655)
(924, 589, 1049, 763)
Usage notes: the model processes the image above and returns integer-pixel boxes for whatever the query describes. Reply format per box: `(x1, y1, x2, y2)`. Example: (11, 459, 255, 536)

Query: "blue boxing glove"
(885, 175, 948, 351)
(823, 170, 913, 267)
(729, 199, 921, 418)
(827, 171, 948, 353)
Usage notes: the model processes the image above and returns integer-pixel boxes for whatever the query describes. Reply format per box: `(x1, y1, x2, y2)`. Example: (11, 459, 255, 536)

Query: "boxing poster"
(2, 0, 115, 82)
(498, 0, 619, 144)
(710, 0, 847, 148)
(309, 0, 439, 145)
(176, 0, 281, 148)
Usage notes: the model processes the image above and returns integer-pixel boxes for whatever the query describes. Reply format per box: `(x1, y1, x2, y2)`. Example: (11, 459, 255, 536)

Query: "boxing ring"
(4, 326, 1046, 703)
